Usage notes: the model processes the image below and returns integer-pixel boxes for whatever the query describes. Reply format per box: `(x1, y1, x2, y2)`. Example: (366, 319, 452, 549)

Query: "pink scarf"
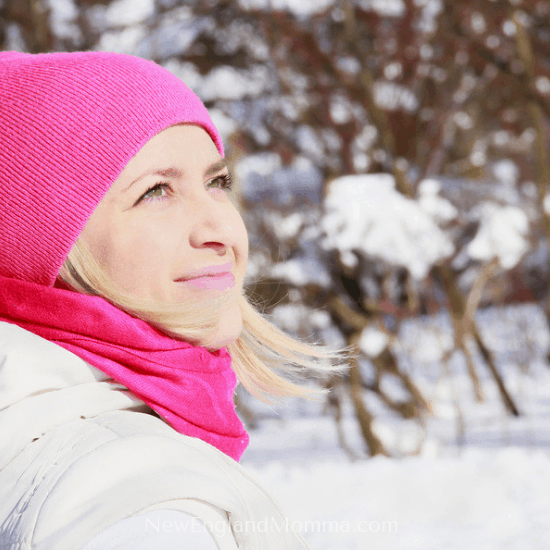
(0, 274, 249, 462)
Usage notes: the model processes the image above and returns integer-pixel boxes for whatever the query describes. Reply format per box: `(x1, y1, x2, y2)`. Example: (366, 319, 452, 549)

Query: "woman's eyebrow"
(123, 159, 228, 193)
(205, 159, 227, 177)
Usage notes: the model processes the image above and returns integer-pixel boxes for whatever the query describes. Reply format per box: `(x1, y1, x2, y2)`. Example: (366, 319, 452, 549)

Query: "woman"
(0, 51, 348, 549)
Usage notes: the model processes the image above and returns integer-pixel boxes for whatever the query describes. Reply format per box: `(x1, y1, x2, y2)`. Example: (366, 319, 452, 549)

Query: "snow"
(502, 19, 517, 37)
(265, 212, 304, 241)
(492, 159, 520, 186)
(47, 0, 81, 40)
(104, 0, 154, 27)
(95, 26, 147, 55)
(535, 76, 550, 95)
(163, 61, 270, 102)
(236, 153, 323, 205)
(360, 326, 389, 357)
(271, 257, 332, 287)
(4, 23, 27, 52)
(417, 179, 458, 223)
(152, 15, 210, 57)
(414, 0, 443, 34)
(466, 202, 530, 269)
(358, 0, 406, 17)
(245, 448, 550, 549)
(199, 65, 270, 102)
(453, 111, 474, 130)
(486, 34, 500, 49)
(246, 206, 333, 287)
(336, 56, 361, 74)
(373, 81, 419, 112)
(353, 153, 370, 172)
(163, 59, 202, 89)
(241, 302, 550, 549)
(296, 125, 324, 161)
(329, 95, 352, 125)
(238, 0, 336, 17)
(470, 12, 487, 34)
(353, 125, 379, 152)
(384, 61, 403, 80)
(269, 303, 336, 336)
(215, 21, 270, 60)
(321, 174, 455, 280)
(208, 109, 237, 142)
(236, 152, 282, 180)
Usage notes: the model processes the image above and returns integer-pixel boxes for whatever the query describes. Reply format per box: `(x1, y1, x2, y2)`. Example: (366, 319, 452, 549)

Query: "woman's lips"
(177, 272, 235, 290)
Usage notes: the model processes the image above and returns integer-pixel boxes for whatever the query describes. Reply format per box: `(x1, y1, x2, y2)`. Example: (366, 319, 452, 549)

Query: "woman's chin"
(203, 307, 243, 351)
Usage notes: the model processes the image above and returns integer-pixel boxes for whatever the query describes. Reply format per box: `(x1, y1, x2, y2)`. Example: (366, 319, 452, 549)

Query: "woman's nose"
(187, 196, 237, 253)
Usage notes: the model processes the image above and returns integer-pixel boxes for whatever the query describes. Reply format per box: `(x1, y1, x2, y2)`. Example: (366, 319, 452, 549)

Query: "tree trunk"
(348, 333, 390, 457)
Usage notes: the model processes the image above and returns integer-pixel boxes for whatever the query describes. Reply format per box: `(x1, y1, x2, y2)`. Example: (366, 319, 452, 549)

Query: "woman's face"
(79, 124, 248, 349)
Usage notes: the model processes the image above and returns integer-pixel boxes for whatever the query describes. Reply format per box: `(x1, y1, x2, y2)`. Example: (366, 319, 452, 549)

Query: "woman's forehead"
(113, 125, 222, 187)
(138, 124, 219, 154)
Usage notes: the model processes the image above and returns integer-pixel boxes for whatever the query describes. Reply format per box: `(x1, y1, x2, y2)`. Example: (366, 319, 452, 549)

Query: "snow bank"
(246, 447, 550, 550)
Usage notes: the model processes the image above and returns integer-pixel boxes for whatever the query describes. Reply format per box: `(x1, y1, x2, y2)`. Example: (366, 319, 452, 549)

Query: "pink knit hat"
(0, 51, 224, 287)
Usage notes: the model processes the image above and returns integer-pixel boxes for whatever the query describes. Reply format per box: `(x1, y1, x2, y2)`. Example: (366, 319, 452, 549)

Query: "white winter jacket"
(0, 321, 309, 550)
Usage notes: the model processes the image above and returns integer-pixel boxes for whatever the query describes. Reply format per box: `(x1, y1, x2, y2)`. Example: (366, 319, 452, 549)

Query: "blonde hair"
(57, 237, 351, 402)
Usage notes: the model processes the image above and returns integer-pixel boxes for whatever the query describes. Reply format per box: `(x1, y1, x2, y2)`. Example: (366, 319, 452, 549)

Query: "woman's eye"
(133, 174, 233, 207)
(208, 173, 234, 191)
(134, 183, 171, 206)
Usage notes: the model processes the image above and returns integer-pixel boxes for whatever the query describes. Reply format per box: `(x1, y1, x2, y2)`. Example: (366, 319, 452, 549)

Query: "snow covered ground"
(240, 302, 550, 549)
